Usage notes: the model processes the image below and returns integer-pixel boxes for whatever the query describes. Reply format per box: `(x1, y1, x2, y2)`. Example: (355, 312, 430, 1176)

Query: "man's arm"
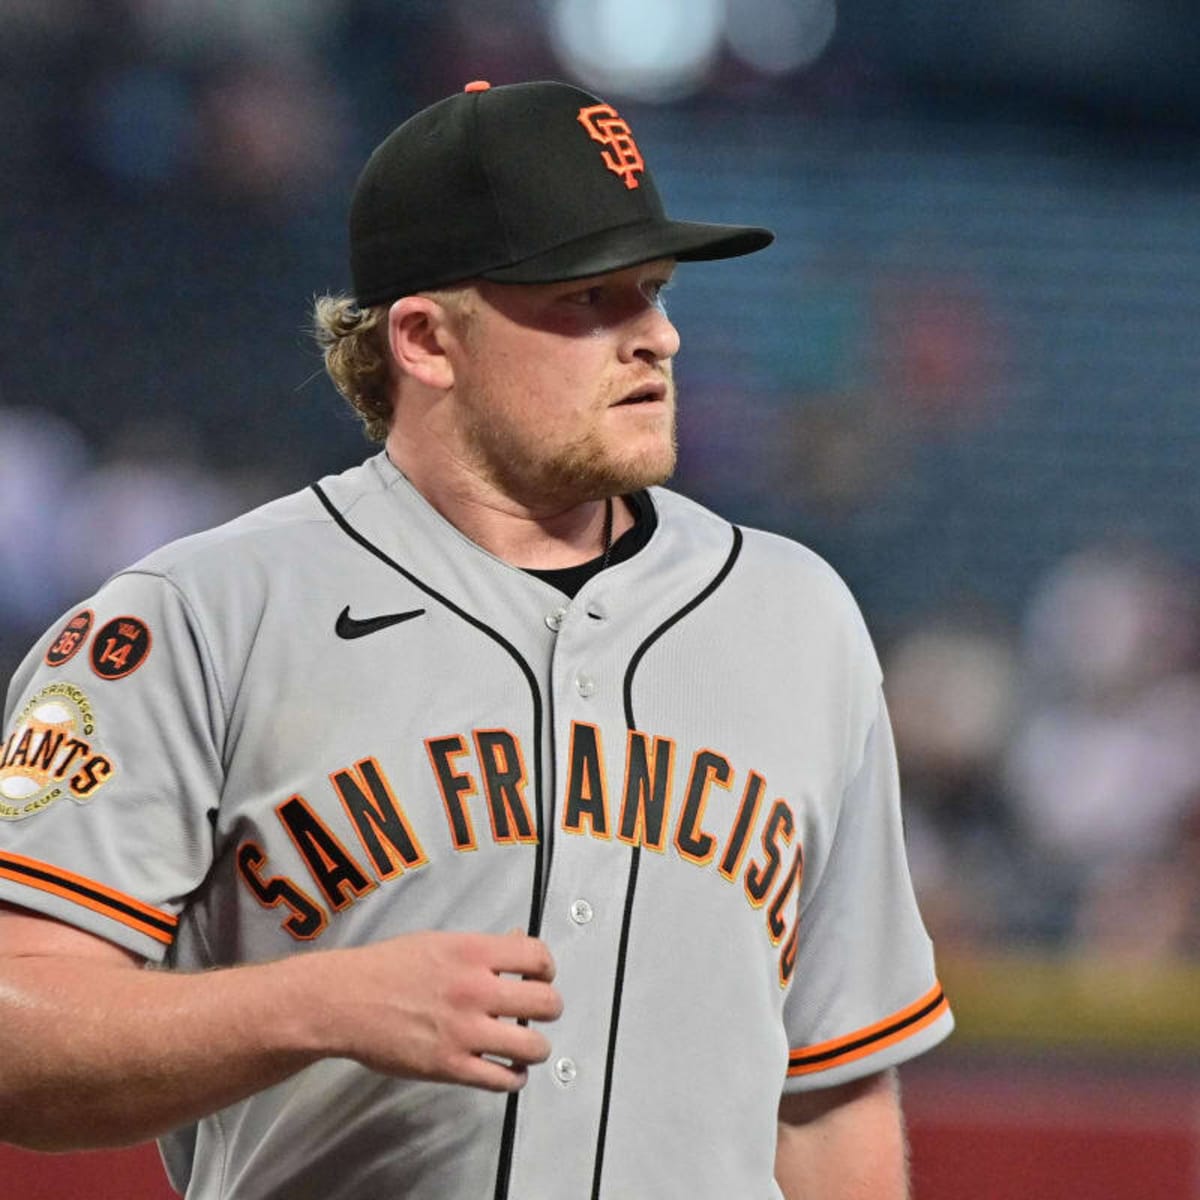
(774, 1068, 909, 1200)
(0, 903, 561, 1152)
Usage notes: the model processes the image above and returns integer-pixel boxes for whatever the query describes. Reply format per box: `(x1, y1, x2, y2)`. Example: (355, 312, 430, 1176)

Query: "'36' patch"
(44, 609, 94, 668)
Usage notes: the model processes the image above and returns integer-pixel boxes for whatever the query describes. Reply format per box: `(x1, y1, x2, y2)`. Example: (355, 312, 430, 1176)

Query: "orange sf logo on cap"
(577, 104, 645, 190)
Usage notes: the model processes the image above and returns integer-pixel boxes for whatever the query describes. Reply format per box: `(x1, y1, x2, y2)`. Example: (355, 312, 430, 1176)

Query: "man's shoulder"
(118, 454, 390, 585)
(651, 485, 856, 598)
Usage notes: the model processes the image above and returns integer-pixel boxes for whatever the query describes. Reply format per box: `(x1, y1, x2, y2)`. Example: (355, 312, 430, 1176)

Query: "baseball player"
(0, 81, 951, 1198)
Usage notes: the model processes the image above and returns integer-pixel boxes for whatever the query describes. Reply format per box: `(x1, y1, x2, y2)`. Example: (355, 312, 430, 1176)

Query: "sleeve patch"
(44, 609, 94, 668)
(787, 983, 950, 1077)
(0, 850, 177, 945)
(89, 616, 152, 680)
(0, 684, 115, 819)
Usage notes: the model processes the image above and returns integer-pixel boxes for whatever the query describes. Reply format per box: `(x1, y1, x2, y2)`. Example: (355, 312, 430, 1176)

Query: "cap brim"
(478, 218, 773, 285)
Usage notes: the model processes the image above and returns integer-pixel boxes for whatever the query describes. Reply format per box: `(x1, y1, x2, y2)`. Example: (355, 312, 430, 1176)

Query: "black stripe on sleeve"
(788, 987, 949, 1071)
(0, 853, 178, 939)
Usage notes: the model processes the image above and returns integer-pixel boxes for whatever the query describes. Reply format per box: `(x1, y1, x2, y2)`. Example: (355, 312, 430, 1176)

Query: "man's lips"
(613, 380, 668, 406)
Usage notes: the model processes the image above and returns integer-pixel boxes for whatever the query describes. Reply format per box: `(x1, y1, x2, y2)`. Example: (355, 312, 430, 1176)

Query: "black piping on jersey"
(589, 524, 745, 1200)
(310, 483, 544, 1200)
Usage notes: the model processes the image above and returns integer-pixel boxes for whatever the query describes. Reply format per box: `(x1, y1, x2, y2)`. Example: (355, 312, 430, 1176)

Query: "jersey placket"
(508, 584, 630, 1199)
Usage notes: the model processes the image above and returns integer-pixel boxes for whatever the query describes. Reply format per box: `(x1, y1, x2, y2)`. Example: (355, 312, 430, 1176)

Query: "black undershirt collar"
(524, 491, 656, 598)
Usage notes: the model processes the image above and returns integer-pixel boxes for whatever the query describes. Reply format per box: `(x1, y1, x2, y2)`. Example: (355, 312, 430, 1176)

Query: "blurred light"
(548, 0, 724, 102)
(198, 62, 342, 202)
(724, 0, 836, 75)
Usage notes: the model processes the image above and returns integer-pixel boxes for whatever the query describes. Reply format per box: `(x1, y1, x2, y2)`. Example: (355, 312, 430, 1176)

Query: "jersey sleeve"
(0, 570, 224, 961)
(781, 688, 953, 1090)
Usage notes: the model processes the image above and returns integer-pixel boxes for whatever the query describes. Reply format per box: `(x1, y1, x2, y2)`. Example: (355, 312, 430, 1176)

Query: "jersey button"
(570, 898, 594, 925)
(574, 672, 596, 698)
(545, 607, 566, 631)
(554, 1056, 578, 1085)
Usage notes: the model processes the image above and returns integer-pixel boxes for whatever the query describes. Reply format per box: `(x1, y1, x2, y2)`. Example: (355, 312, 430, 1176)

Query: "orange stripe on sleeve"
(0, 850, 178, 945)
(787, 982, 950, 1077)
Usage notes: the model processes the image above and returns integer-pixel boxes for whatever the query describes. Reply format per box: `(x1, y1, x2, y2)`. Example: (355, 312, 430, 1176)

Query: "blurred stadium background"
(1, 1, 1197, 1196)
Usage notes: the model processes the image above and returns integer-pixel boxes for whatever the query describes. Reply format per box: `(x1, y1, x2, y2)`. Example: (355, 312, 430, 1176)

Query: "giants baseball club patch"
(44, 609, 94, 667)
(0, 683, 115, 820)
(90, 615, 152, 680)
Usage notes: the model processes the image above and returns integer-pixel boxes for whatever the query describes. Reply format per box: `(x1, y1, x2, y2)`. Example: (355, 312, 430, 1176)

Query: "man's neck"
(385, 442, 635, 570)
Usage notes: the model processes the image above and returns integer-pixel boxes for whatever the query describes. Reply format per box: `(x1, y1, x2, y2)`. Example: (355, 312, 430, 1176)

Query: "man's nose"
(624, 304, 681, 364)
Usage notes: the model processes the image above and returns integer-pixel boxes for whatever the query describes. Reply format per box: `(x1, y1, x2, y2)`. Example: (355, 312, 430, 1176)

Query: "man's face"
(441, 258, 680, 511)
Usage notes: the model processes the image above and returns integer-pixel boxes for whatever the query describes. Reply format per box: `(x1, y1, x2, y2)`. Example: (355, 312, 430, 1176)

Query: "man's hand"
(0, 906, 562, 1151)
(316, 930, 563, 1091)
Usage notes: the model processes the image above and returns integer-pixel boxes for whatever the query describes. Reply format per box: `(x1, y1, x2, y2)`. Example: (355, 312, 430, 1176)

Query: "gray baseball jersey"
(0, 452, 951, 1199)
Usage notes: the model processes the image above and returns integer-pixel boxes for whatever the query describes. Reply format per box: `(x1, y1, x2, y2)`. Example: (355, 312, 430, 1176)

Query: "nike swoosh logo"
(335, 606, 426, 640)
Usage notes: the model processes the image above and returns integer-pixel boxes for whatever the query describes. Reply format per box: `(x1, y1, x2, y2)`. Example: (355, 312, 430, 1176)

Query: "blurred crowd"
(887, 544, 1200, 961)
(0, 406, 266, 680)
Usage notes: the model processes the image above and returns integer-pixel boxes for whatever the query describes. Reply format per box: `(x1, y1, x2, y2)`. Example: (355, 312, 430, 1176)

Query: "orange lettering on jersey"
(562, 721, 611, 838)
(277, 794, 375, 911)
(221, 726, 814, 989)
(331, 756, 429, 880)
(779, 922, 800, 987)
(28, 730, 64, 772)
(473, 729, 537, 844)
(766, 845, 803, 947)
(718, 770, 765, 882)
(236, 841, 329, 940)
(69, 755, 113, 798)
(577, 104, 645, 190)
(4, 728, 32, 768)
(673, 750, 731, 866)
(54, 739, 91, 779)
(617, 731, 675, 852)
(744, 799, 794, 909)
(425, 734, 479, 851)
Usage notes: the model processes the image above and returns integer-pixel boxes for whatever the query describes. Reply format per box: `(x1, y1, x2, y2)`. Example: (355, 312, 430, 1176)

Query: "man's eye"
(565, 287, 602, 306)
(646, 280, 673, 308)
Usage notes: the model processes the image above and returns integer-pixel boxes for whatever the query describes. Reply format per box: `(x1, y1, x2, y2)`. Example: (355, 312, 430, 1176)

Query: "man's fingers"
(490, 976, 563, 1023)
(476, 1018, 553, 1067)
(458, 1056, 531, 1093)
(487, 933, 556, 982)
(436, 1015, 551, 1093)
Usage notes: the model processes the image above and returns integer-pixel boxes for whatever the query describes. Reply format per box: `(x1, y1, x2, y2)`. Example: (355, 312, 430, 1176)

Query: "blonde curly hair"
(311, 295, 394, 443)
(312, 288, 477, 442)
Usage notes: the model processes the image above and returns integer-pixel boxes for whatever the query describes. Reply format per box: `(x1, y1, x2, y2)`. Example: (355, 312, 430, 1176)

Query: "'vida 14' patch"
(90, 616, 152, 680)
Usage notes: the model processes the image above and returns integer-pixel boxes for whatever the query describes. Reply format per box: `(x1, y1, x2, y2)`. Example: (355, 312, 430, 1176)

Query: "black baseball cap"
(349, 80, 774, 306)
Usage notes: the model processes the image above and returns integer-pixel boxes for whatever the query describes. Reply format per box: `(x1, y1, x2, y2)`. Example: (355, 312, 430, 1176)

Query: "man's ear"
(387, 296, 458, 390)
